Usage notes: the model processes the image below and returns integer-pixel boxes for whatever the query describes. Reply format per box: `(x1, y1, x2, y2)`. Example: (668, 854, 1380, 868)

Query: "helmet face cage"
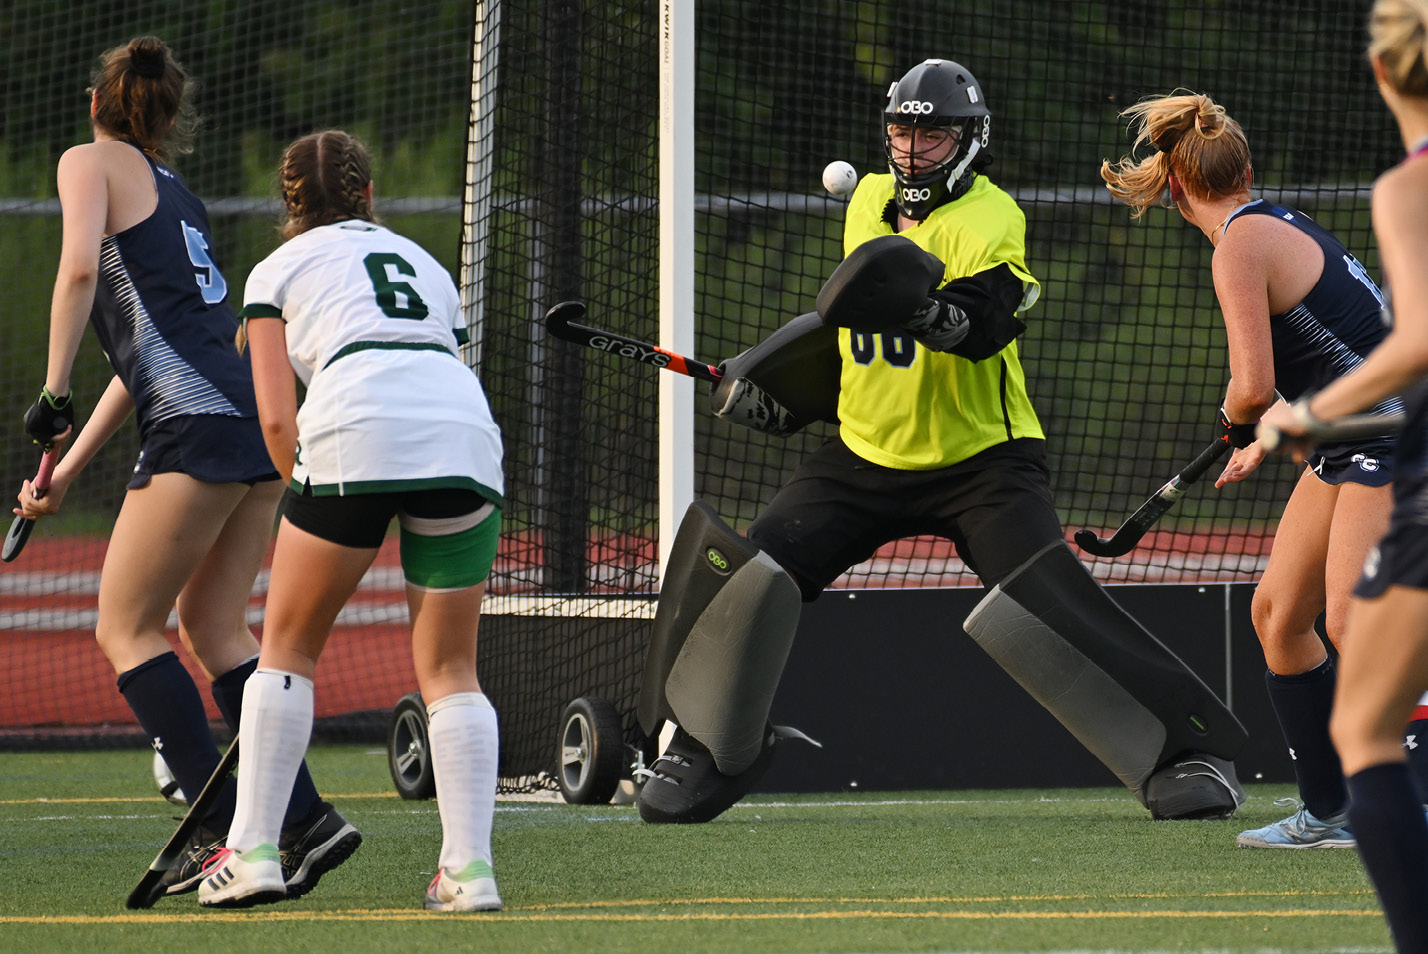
(882, 120, 966, 180)
(882, 59, 990, 219)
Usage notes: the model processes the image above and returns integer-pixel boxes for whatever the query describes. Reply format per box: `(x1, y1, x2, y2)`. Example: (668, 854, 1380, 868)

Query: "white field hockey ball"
(822, 160, 858, 196)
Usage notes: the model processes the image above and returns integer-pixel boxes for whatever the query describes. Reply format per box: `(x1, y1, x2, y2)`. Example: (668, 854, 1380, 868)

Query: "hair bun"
(129, 43, 167, 79)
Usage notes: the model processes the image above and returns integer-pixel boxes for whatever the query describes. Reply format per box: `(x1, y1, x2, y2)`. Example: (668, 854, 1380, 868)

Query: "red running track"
(0, 528, 1269, 730)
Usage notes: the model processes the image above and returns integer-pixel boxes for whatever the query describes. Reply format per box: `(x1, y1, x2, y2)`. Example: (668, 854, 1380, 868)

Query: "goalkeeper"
(636, 57, 1248, 825)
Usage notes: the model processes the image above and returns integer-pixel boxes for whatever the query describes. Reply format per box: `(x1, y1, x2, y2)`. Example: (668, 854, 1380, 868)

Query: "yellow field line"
(0, 907, 1382, 926)
(0, 792, 402, 806)
(519, 889, 1377, 908)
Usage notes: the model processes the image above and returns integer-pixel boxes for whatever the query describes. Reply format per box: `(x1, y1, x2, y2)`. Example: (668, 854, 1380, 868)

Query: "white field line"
(2, 539, 1273, 628)
(0, 550, 1271, 601)
(0, 563, 659, 631)
(0, 546, 1268, 633)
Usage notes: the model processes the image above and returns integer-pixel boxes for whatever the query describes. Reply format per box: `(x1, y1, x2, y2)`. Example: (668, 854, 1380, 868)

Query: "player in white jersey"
(198, 130, 505, 911)
(240, 216, 502, 498)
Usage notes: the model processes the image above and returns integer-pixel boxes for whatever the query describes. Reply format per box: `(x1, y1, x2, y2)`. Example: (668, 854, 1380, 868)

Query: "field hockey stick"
(1074, 439, 1233, 558)
(125, 734, 240, 909)
(2, 443, 61, 563)
(544, 300, 723, 384)
(1258, 410, 1405, 452)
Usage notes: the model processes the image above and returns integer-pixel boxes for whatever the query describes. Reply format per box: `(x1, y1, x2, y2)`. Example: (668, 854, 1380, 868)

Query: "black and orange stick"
(544, 300, 722, 384)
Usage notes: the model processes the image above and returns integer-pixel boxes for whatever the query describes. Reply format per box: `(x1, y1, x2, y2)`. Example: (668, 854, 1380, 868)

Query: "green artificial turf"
(0, 745, 1392, 953)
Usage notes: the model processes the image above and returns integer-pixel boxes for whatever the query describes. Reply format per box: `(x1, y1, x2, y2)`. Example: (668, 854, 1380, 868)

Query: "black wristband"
(22, 387, 74, 446)
(1217, 407, 1257, 449)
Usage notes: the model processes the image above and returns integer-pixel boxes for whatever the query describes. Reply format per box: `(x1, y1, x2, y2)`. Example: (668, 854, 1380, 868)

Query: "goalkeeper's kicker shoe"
(161, 824, 225, 895)
(425, 859, 503, 912)
(636, 723, 821, 823)
(197, 844, 286, 908)
(279, 799, 362, 898)
(1236, 799, 1354, 849)
(1145, 753, 1247, 820)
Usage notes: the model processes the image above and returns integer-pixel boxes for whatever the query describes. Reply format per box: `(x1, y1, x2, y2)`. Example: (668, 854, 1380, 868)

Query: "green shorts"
(281, 486, 500, 589)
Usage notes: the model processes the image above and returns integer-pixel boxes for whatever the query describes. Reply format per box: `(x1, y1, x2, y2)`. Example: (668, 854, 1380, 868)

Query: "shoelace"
(1173, 759, 1240, 801)
(201, 846, 234, 875)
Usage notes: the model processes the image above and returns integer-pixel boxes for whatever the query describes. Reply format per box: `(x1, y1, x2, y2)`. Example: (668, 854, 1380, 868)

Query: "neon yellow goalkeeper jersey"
(837, 172, 1043, 469)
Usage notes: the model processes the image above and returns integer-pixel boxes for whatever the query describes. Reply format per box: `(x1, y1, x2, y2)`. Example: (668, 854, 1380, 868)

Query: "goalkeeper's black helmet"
(882, 58, 991, 219)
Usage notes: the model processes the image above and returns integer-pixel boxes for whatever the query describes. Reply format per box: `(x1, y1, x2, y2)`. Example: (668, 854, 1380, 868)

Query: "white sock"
(228, 668, 313, 854)
(427, 692, 499, 873)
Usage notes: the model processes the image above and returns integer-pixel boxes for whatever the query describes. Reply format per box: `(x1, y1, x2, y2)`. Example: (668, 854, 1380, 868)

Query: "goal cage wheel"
(388, 691, 436, 800)
(556, 696, 626, 804)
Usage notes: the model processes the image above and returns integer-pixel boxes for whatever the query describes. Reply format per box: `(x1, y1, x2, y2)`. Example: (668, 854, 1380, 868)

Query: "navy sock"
(1346, 762, 1428, 954)
(1264, 659, 1346, 819)
(1406, 716, 1428, 805)
(118, 651, 235, 832)
(210, 656, 322, 825)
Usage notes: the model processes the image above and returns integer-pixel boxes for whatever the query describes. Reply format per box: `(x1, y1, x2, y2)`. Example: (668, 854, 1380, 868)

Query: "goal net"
(0, 2, 1397, 793)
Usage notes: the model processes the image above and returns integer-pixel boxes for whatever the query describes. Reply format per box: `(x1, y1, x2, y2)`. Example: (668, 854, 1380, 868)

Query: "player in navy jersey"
(1262, 1, 1428, 946)
(1102, 91, 1428, 849)
(13, 36, 357, 897)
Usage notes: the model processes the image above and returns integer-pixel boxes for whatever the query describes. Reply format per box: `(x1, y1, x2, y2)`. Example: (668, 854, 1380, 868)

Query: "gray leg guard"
(636, 500, 801, 775)
(964, 540, 1247, 817)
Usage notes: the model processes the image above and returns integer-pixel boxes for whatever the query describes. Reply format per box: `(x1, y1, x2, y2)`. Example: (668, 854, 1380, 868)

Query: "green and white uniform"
(837, 172, 1042, 469)
(240, 220, 503, 505)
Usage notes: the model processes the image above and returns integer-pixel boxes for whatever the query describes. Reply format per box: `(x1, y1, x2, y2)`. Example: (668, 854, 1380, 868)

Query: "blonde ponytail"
(1370, 0, 1428, 97)
(1101, 91, 1250, 217)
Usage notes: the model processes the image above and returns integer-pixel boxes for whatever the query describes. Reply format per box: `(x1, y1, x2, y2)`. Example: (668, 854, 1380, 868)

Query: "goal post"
(658, 0, 698, 582)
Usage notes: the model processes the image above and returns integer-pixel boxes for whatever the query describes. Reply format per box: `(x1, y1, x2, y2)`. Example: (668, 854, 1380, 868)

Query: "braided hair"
(278, 130, 376, 240)
(238, 130, 379, 354)
(89, 36, 196, 160)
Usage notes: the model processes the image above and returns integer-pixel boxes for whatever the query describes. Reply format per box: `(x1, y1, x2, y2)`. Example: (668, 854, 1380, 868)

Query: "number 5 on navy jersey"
(182, 219, 228, 304)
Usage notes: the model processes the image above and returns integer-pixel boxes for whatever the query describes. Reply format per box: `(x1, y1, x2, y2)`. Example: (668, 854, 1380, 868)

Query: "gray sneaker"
(161, 824, 225, 895)
(1236, 799, 1354, 849)
(278, 800, 362, 898)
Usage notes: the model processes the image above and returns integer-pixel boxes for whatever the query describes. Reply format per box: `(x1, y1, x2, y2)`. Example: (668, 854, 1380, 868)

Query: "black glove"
(904, 296, 970, 351)
(711, 376, 799, 437)
(1217, 407, 1257, 449)
(23, 387, 74, 446)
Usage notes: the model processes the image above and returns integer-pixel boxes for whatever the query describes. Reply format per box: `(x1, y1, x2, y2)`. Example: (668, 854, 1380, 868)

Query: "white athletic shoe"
(197, 843, 287, 908)
(424, 859, 503, 912)
(1236, 799, 1354, 849)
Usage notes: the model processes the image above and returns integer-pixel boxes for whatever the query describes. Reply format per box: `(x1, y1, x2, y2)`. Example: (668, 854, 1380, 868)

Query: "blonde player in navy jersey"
(1261, 0, 1428, 946)
(637, 59, 1249, 826)
(13, 36, 357, 898)
(1103, 91, 1428, 851)
(197, 130, 505, 911)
